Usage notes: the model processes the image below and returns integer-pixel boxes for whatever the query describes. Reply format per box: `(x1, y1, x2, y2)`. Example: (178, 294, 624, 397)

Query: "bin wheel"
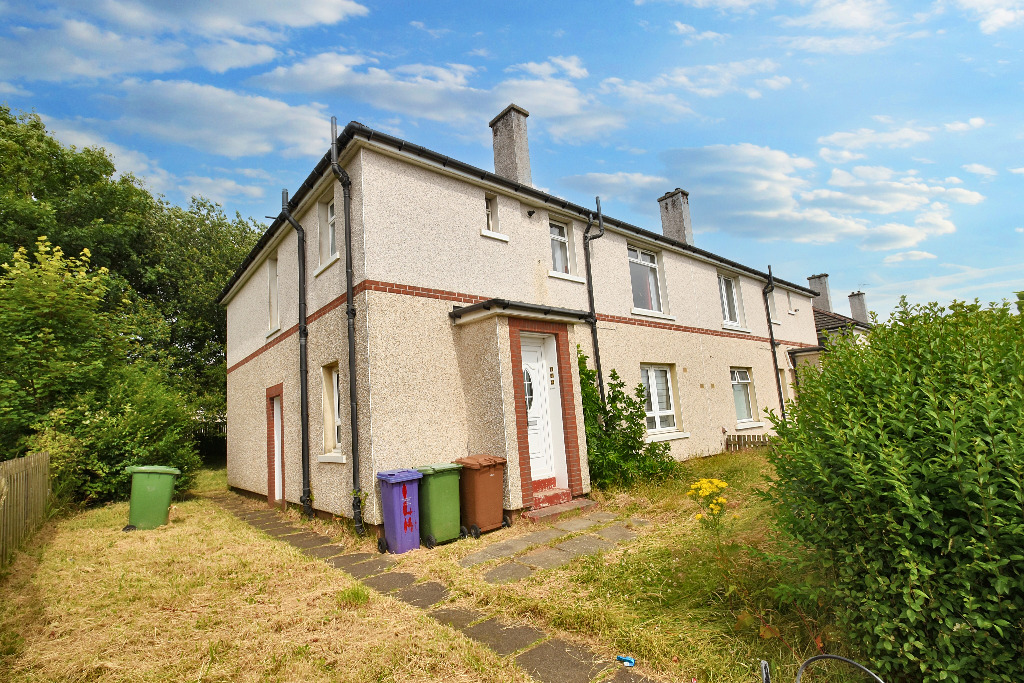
(122, 525, 136, 533)
(459, 526, 469, 539)
(470, 524, 481, 539)
(377, 537, 388, 554)
(502, 514, 512, 529)
(423, 534, 437, 549)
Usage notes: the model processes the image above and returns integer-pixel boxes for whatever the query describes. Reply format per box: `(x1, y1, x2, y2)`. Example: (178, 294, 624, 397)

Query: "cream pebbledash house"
(218, 104, 820, 529)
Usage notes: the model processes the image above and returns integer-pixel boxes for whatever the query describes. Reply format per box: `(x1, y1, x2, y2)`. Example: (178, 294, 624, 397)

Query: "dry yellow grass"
(0, 489, 528, 683)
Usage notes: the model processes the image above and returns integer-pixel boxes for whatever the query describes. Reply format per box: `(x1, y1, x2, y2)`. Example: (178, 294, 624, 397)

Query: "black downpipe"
(329, 117, 364, 536)
(279, 191, 313, 517)
(762, 265, 787, 423)
(582, 197, 607, 402)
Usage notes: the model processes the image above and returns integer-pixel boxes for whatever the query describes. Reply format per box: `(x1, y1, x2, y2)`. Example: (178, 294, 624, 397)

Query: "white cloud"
(963, 162, 997, 176)
(818, 123, 933, 150)
(634, 0, 772, 10)
(510, 56, 589, 79)
(869, 262, 1024, 314)
(953, 0, 1024, 33)
(113, 79, 330, 157)
(409, 20, 451, 38)
(672, 22, 728, 43)
(0, 20, 186, 81)
(1016, 227, 1024, 233)
(599, 78, 695, 117)
(819, 148, 867, 164)
(467, 48, 491, 58)
(179, 175, 265, 203)
(1008, 167, 1024, 174)
(39, 114, 175, 193)
(0, 80, 30, 96)
(944, 116, 986, 131)
(883, 250, 937, 263)
(60, 0, 369, 40)
(784, 0, 895, 31)
(559, 172, 670, 214)
(779, 34, 891, 53)
(194, 40, 278, 73)
(660, 58, 783, 98)
(757, 75, 792, 90)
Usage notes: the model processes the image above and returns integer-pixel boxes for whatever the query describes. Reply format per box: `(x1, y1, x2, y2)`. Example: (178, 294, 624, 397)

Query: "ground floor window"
(731, 368, 755, 422)
(322, 365, 342, 452)
(641, 365, 676, 431)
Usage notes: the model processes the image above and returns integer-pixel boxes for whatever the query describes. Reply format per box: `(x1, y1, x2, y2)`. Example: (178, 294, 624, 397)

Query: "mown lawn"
(0, 467, 525, 683)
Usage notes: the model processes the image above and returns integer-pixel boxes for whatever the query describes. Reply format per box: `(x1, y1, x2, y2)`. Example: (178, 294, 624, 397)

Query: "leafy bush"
(578, 346, 675, 488)
(767, 299, 1024, 682)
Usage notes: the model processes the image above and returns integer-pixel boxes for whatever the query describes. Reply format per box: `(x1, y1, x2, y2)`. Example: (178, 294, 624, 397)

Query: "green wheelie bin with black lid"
(414, 463, 464, 548)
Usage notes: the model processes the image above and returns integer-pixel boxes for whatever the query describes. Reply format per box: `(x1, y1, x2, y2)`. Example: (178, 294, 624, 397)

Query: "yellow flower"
(695, 513, 703, 520)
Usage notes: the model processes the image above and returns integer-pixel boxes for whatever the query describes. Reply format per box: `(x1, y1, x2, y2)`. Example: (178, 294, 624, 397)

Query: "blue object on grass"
(616, 656, 635, 667)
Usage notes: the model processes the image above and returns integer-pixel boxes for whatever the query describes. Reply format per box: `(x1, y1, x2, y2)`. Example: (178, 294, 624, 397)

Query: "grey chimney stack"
(849, 291, 869, 324)
(807, 273, 832, 312)
(658, 188, 694, 246)
(489, 103, 532, 186)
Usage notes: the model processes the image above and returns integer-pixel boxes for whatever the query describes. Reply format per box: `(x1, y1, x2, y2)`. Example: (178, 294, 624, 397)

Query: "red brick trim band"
(227, 279, 815, 375)
(508, 318, 584, 508)
(265, 383, 285, 507)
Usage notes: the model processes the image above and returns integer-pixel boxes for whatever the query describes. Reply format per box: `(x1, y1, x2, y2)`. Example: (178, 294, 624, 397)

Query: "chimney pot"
(658, 188, 693, 246)
(807, 273, 832, 312)
(849, 291, 869, 324)
(489, 103, 532, 186)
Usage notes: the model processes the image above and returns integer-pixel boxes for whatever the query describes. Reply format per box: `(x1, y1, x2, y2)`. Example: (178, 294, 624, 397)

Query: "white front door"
(272, 396, 283, 502)
(520, 335, 568, 487)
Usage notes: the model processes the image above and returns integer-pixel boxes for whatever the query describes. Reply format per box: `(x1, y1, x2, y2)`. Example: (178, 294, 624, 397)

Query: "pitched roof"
(813, 307, 872, 334)
(217, 121, 820, 304)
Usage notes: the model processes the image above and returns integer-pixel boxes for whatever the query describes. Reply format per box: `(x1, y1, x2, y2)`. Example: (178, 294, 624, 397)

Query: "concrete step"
(532, 487, 571, 509)
(533, 476, 557, 493)
(524, 497, 597, 522)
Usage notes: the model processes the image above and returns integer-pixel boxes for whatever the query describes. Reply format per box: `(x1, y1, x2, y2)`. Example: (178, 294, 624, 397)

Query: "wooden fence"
(725, 433, 773, 452)
(0, 452, 50, 567)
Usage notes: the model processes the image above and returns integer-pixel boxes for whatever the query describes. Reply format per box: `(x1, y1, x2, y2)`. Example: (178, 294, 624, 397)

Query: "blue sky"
(2, 0, 1022, 318)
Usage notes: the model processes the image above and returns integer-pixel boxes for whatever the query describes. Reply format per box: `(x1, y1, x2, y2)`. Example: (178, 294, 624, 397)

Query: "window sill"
(314, 253, 340, 278)
(735, 421, 764, 431)
(722, 322, 751, 333)
(631, 307, 675, 321)
(318, 452, 347, 464)
(480, 229, 510, 242)
(266, 325, 281, 339)
(787, 310, 798, 316)
(548, 271, 585, 284)
(646, 430, 690, 443)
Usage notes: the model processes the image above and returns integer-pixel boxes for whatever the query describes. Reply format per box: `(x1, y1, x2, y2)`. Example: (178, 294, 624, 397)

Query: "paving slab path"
(208, 492, 660, 683)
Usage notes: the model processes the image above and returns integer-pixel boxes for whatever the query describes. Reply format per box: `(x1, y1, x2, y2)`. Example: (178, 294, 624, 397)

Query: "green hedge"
(767, 300, 1024, 682)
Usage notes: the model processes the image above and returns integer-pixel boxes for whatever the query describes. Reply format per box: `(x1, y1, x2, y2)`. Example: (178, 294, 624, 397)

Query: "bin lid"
(453, 454, 507, 470)
(376, 469, 423, 483)
(125, 465, 181, 475)
(415, 463, 463, 475)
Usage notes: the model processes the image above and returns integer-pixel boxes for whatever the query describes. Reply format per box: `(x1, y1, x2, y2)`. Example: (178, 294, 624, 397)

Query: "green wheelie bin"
(414, 463, 464, 548)
(125, 465, 181, 530)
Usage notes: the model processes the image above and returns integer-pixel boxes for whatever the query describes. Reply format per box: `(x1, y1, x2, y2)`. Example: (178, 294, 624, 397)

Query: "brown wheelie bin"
(452, 454, 509, 538)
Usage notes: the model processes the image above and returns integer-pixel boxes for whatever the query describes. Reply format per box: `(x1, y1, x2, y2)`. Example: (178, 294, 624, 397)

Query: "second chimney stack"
(489, 104, 532, 186)
(807, 273, 832, 312)
(658, 188, 694, 246)
(849, 291, 869, 324)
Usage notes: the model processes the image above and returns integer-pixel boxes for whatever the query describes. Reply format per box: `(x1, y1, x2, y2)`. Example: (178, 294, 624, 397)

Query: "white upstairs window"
(767, 288, 778, 323)
(628, 246, 662, 312)
(319, 199, 337, 266)
(550, 222, 570, 274)
(731, 368, 755, 422)
(719, 274, 743, 326)
(641, 365, 676, 432)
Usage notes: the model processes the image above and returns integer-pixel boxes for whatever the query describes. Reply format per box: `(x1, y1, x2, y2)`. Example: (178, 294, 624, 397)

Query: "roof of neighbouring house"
(217, 121, 821, 305)
(813, 307, 872, 334)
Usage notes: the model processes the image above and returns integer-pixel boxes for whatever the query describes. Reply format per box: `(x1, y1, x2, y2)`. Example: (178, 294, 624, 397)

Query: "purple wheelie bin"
(376, 469, 423, 554)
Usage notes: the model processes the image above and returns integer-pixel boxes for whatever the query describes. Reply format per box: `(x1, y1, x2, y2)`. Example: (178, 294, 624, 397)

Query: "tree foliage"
(767, 299, 1024, 682)
(578, 346, 676, 488)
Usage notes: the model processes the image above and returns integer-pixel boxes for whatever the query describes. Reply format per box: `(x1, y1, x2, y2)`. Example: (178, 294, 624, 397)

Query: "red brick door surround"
(266, 383, 285, 507)
(507, 318, 584, 509)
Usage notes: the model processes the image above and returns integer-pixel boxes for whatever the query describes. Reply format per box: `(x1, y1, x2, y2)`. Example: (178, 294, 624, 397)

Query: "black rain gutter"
(278, 192, 313, 518)
(217, 122, 817, 305)
(329, 117, 365, 537)
(449, 298, 591, 322)
(583, 198, 607, 402)
(762, 265, 786, 423)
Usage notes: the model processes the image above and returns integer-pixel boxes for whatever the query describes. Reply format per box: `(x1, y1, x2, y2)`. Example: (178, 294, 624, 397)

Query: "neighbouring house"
(789, 273, 873, 369)
(218, 104, 820, 527)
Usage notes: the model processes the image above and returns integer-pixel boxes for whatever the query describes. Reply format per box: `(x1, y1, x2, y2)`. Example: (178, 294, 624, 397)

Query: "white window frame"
(318, 196, 338, 268)
(628, 246, 664, 313)
(267, 254, 279, 335)
(319, 365, 346, 463)
(641, 364, 677, 433)
(786, 289, 798, 315)
(767, 288, 779, 323)
(719, 274, 744, 328)
(481, 194, 508, 241)
(550, 221, 570, 275)
(730, 368, 756, 423)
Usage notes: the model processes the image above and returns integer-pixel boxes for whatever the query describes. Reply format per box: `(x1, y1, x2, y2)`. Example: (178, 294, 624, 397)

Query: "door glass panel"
(524, 369, 534, 410)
